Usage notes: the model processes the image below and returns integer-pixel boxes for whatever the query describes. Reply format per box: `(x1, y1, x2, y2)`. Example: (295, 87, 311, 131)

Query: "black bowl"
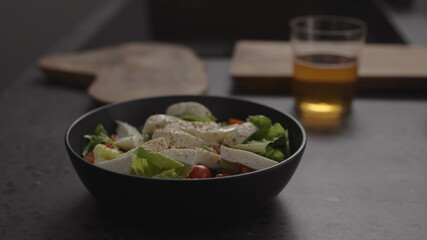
(65, 95, 306, 223)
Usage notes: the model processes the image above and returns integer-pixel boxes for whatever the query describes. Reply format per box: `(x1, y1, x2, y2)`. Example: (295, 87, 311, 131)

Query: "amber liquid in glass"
(293, 54, 358, 116)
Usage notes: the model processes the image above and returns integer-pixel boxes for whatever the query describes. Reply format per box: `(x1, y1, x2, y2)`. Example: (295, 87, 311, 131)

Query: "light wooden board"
(38, 42, 208, 103)
(230, 40, 427, 91)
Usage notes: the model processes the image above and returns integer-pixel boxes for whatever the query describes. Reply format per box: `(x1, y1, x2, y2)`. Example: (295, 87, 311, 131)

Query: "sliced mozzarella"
(141, 113, 240, 146)
(177, 122, 236, 147)
(95, 150, 134, 174)
(141, 137, 169, 152)
(161, 148, 198, 167)
(220, 146, 278, 170)
(161, 148, 198, 177)
(95, 137, 169, 175)
(153, 128, 205, 148)
(193, 147, 222, 169)
(115, 135, 143, 151)
(115, 120, 143, 139)
(141, 114, 184, 134)
(163, 122, 236, 147)
(161, 147, 222, 173)
(166, 102, 212, 118)
(223, 122, 257, 146)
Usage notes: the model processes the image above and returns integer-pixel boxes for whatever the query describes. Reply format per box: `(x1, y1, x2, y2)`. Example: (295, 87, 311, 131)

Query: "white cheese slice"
(153, 128, 205, 148)
(115, 120, 143, 139)
(163, 122, 236, 147)
(161, 148, 198, 167)
(141, 114, 184, 134)
(193, 147, 222, 169)
(141, 113, 241, 147)
(95, 151, 134, 174)
(115, 135, 143, 151)
(223, 122, 257, 147)
(95, 137, 169, 174)
(141, 137, 169, 152)
(178, 122, 236, 147)
(166, 102, 212, 117)
(161, 147, 222, 174)
(220, 146, 278, 170)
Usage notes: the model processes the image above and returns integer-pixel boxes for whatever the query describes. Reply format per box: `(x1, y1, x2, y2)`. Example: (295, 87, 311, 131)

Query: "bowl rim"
(65, 95, 307, 181)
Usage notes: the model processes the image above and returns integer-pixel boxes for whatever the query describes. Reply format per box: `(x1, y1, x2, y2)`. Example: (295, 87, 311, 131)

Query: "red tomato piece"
(240, 165, 253, 174)
(104, 143, 115, 149)
(110, 134, 118, 141)
(188, 164, 212, 179)
(84, 151, 95, 164)
(215, 173, 233, 178)
(228, 118, 245, 125)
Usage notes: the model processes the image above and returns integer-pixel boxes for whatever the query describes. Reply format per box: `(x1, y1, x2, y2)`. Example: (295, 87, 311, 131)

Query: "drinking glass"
(290, 15, 366, 118)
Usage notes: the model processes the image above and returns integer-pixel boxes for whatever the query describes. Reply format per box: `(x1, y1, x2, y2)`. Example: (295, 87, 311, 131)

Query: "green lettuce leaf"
(202, 146, 216, 153)
(135, 147, 184, 169)
(232, 140, 271, 155)
(266, 123, 286, 140)
(232, 138, 286, 162)
(246, 115, 272, 141)
(264, 145, 285, 162)
(129, 147, 192, 179)
(82, 124, 114, 156)
(129, 156, 161, 177)
(93, 144, 122, 161)
(233, 120, 290, 162)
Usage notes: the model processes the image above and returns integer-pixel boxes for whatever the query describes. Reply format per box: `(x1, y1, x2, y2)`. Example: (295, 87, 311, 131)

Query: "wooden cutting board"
(38, 42, 208, 103)
(230, 40, 427, 91)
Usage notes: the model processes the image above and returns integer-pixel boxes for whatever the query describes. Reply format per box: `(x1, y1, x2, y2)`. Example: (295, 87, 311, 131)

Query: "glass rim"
(289, 15, 367, 36)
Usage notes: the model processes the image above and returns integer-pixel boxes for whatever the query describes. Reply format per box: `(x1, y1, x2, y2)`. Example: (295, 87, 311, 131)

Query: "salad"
(82, 102, 291, 179)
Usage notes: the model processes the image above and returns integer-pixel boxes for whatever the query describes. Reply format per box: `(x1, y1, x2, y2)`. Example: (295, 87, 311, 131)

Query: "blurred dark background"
(0, 0, 418, 87)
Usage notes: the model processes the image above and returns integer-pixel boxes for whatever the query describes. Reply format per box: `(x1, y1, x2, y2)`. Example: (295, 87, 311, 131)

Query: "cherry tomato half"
(110, 134, 118, 141)
(215, 173, 233, 178)
(84, 151, 95, 164)
(188, 164, 212, 179)
(240, 165, 253, 174)
(228, 118, 245, 125)
(104, 143, 115, 149)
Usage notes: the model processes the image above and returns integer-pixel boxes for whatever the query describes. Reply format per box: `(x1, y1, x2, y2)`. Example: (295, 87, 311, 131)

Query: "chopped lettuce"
(82, 124, 115, 156)
(266, 123, 286, 140)
(232, 138, 286, 162)
(202, 145, 216, 153)
(246, 115, 272, 141)
(129, 147, 192, 179)
(239, 115, 291, 162)
(129, 156, 160, 177)
(93, 144, 122, 162)
(136, 147, 184, 169)
(232, 140, 270, 155)
(180, 115, 217, 122)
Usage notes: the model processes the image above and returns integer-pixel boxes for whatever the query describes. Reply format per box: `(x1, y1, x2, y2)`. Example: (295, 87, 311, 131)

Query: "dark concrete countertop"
(1, 0, 427, 238)
(1, 57, 427, 239)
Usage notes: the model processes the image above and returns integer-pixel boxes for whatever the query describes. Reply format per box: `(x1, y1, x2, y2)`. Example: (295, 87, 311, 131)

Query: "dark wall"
(0, 0, 405, 86)
(150, 0, 405, 56)
(0, 0, 105, 85)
